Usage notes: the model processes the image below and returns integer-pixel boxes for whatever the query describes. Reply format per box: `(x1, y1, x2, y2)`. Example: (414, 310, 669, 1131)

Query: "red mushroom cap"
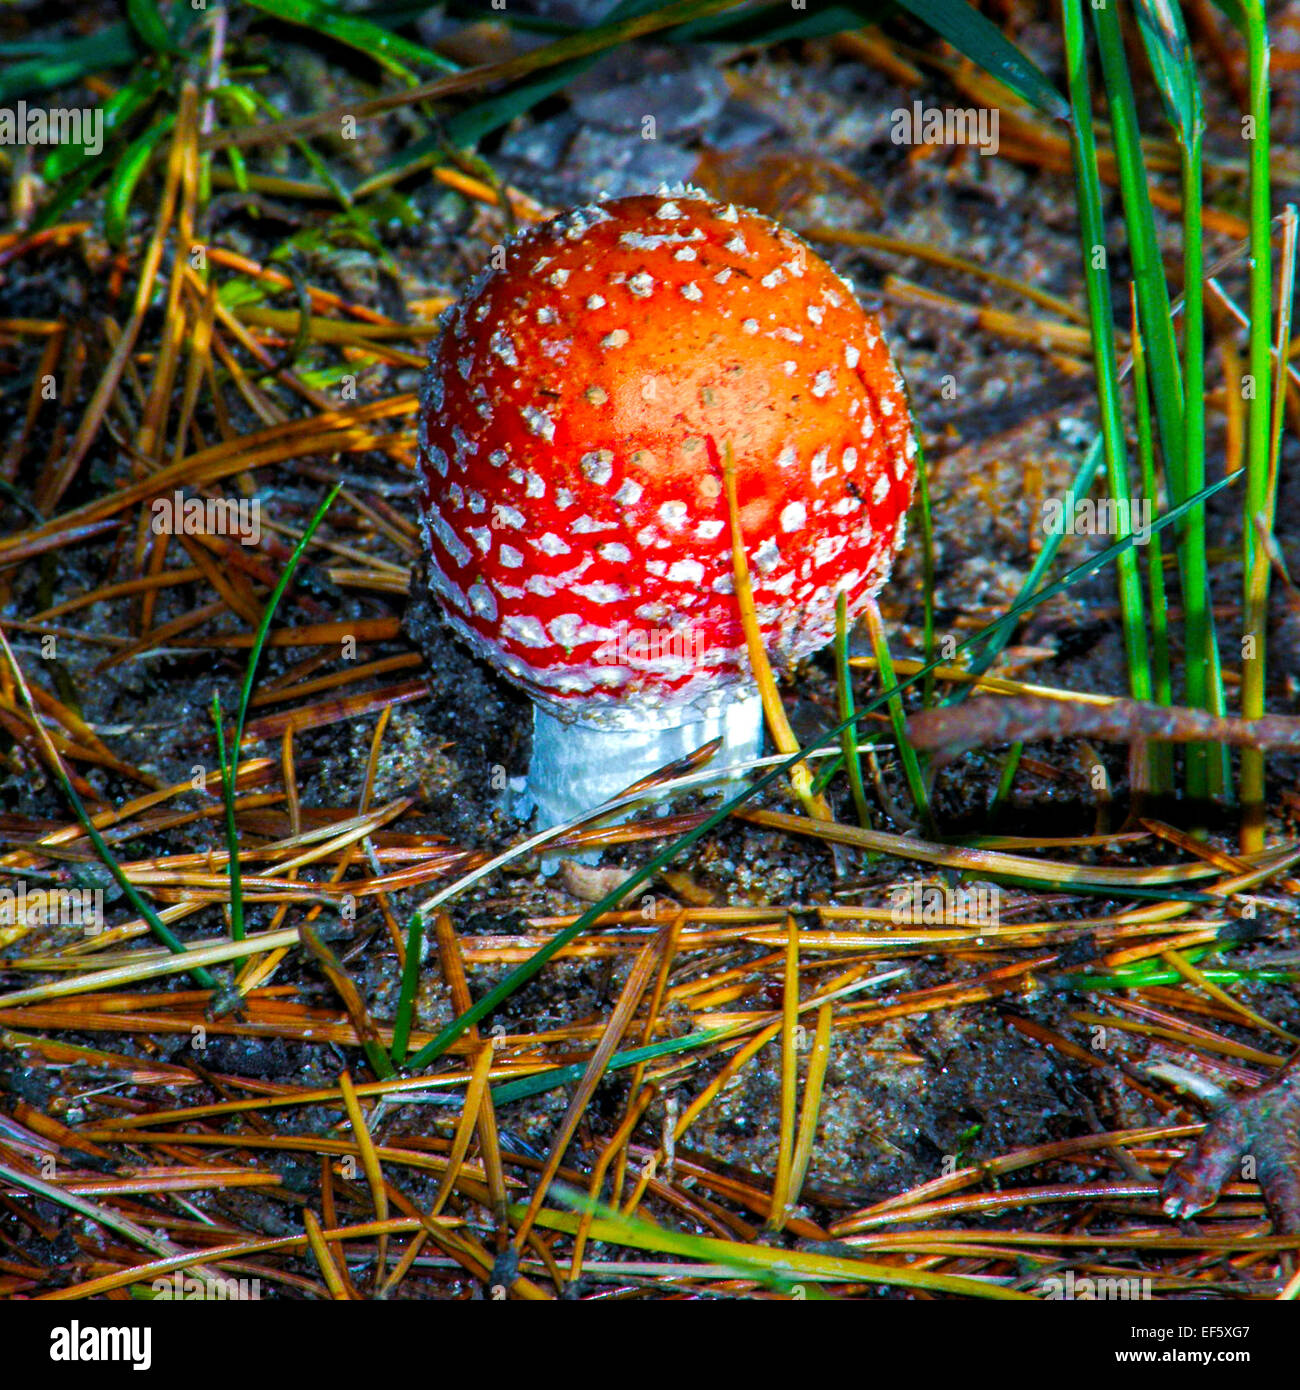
(417, 187, 917, 728)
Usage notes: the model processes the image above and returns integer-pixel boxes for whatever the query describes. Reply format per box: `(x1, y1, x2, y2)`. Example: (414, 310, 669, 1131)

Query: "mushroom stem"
(520, 692, 766, 832)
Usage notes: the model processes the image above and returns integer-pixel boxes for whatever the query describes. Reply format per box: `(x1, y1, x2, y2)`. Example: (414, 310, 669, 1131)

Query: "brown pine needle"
(432, 911, 509, 1245)
(768, 913, 802, 1232)
(338, 1068, 389, 1293)
(428, 1042, 494, 1220)
(509, 924, 671, 1261)
(304, 1208, 354, 1300)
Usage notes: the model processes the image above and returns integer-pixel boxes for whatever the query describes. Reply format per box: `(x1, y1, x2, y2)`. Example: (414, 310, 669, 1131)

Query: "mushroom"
(416, 187, 917, 829)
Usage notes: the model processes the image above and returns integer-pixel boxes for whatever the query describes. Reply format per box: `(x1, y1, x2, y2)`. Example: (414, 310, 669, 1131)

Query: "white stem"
(520, 693, 765, 832)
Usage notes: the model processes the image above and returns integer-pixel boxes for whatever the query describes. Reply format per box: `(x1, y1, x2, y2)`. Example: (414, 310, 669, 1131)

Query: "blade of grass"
(488, 1027, 729, 1107)
(1180, 97, 1229, 798)
(41, 73, 164, 183)
(0, 24, 141, 103)
(861, 596, 932, 831)
(210, 690, 244, 958)
(223, 482, 341, 945)
(127, 0, 181, 54)
(104, 118, 176, 248)
(673, 0, 880, 45)
(1134, 0, 1227, 799)
(894, 0, 1069, 118)
(389, 909, 424, 1066)
(1130, 282, 1175, 792)
(544, 1184, 1034, 1298)
(834, 592, 872, 829)
(1092, 0, 1186, 496)
(989, 741, 1024, 816)
(1239, 0, 1277, 851)
(912, 428, 938, 710)
(1063, 0, 1154, 738)
(243, 0, 459, 80)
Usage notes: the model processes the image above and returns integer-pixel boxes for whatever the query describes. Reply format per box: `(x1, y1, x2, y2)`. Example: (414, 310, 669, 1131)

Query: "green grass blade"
(671, 1, 883, 44)
(1134, 1, 1226, 793)
(835, 593, 872, 830)
(908, 416, 937, 710)
(1065, 966, 1297, 991)
(442, 61, 595, 150)
(1130, 285, 1174, 793)
(104, 117, 175, 248)
(490, 1028, 728, 1106)
(1205, 0, 1247, 33)
(543, 1184, 1033, 1298)
(222, 484, 342, 945)
(894, 0, 1069, 117)
(243, 0, 459, 79)
(1098, 0, 1228, 800)
(1090, 1, 1186, 501)
(1135, 0, 1202, 139)
(989, 741, 1024, 816)
(863, 599, 932, 832)
(389, 910, 424, 1066)
(1094, 1, 1234, 797)
(1238, 0, 1276, 850)
(51, 801, 217, 991)
(127, 0, 180, 55)
(0, 24, 139, 104)
(965, 472, 1237, 672)
(1179, 128, 1226, 797)
(1063, 0, 1153, 715)
(210, 691, 245, 952)
(41, 74, 162, 183)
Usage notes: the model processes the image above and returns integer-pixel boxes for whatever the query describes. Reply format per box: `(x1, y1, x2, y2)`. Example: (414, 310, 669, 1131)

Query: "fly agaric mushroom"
(416, 187, 917, 828)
